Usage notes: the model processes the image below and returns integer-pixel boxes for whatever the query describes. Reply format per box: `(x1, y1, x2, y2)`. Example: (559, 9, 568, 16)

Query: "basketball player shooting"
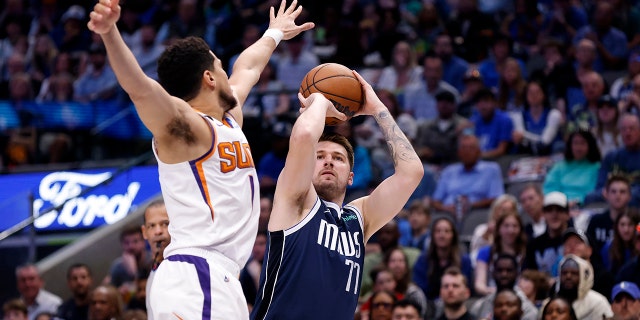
(250, 72, 424, 319)
(88, 0, 313, 318)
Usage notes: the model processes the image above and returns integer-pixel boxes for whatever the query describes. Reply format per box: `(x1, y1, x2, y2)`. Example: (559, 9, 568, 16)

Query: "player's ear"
(204, 70, 215, 88)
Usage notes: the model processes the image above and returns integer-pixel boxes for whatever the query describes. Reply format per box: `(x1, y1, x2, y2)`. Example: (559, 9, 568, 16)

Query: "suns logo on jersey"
(317, 219, 362, 258)
(218, 141, 255, 173)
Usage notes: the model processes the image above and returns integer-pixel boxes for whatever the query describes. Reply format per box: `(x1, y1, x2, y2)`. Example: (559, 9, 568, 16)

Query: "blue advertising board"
(0, 166, 161, 232)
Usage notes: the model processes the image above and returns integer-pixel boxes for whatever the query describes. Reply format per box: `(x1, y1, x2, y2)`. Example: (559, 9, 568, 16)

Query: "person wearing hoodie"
(550, 254, 613, 319)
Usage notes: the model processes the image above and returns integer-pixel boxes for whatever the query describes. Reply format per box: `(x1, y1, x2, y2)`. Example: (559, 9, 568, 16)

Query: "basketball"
(299, 63, 364, 125)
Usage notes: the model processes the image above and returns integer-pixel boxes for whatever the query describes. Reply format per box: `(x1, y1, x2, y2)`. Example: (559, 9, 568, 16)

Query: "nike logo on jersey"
(317, 219, 362, 258)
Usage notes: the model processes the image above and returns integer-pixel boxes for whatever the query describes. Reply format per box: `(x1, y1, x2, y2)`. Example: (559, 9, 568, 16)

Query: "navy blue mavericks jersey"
(250, 197, 365, 320)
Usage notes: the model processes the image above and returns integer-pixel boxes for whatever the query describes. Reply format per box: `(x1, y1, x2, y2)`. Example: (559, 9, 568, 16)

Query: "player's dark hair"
(158, 37, 214, 101)
(319, 132, 354, 170)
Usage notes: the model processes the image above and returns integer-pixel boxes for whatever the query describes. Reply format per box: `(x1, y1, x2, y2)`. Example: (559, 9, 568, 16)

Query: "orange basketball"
(299, 63, 364, 125)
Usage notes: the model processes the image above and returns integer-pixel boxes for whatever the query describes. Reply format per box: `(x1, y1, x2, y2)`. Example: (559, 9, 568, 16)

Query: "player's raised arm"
(228, 0, 314, 123)
(349, 71, 424, 242)
(89, 0, 188, 129)
(268, 93, 346, 230)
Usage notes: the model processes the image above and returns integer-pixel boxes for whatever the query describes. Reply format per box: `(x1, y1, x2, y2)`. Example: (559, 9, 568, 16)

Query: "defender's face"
(313, 141, 353, 197)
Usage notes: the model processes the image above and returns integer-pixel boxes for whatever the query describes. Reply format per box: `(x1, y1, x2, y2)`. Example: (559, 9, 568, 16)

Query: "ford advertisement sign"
(0, 166, 161, 232)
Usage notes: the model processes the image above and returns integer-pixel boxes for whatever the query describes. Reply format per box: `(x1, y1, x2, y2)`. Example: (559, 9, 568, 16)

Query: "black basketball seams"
(303, 76, 363, 103)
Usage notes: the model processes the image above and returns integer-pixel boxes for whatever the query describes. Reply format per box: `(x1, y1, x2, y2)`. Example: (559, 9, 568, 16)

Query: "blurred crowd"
(4, 0, 640, 319)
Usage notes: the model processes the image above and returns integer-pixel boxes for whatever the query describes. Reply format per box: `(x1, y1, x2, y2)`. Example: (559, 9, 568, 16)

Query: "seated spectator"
(414, 90, 471, 166)
(524, 192, 571, 275)
(470, 194, 519, 264)
(528, 39, 576, 110)
(587, 174, 634, 267)
(132, 23, 164, 80)
(403, 54, 459, 123)
(391, 299, 422, 320)
(470, 88, 514, 159)
(552, 255, 613, 319)
(518, 183, 547, 239)
(610, 281, 640, 320)
(375, 41, 422, 102)
(511, 81, 563, 155)
(431, 134, 505, 216)
(384, 248, 428, 318)
(433, 33, 469, 93)
(585, 114, 640, 206)
(437, 267, 474, 320)
(517, 269, 551, 308)
(103, 225, 152, 297)
(73, 43, 118, 103)
(543, 130, 601, 204)
(470, 254, 537, 320)
(88, 285, 124, 320)
(57, 263, 93, 320)
(3, 299, 28, 320)
(413, 217, 473, 301)
(611, 51, 640, 103)
(457, 68, 485, 118)
(566, 71, 605, 134)
(496, 58, 527, 112)
(602, 210, 640, 275)
(477, 33, 522, 92)
(474, 211, 527, 296)
(405, 200, 431, 252)
(592, 95, 623, 156)
(491, 288, 524, 320)
(257, 120, 291, 194)
(240, 231, 266, 312)
(619, 73, 640, 116)
(539, 296, 579, 320)
(15, 264, 62, 320)
(367, 290, 397, 320)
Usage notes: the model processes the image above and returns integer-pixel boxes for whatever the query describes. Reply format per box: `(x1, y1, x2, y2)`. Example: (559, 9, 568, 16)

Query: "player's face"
(68, 267, 92, 297)
(313, 141, 353, 200)
(210, 51, 237, 112)
(142, 205, 170, 252)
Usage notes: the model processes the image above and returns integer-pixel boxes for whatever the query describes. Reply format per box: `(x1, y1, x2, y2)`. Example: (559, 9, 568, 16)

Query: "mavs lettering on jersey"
(251, 198, 365, 320)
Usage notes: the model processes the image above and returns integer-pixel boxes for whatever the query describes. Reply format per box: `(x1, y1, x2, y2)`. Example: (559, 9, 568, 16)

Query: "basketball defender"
(250, 73, 424, 319)
(88, 0, 313, 318)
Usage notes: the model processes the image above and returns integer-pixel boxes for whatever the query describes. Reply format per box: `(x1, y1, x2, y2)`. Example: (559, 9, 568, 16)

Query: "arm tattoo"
(374, 110, 419, 166)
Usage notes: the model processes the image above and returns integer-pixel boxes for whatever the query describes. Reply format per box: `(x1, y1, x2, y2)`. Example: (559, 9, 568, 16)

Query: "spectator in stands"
(517, 269, 551, 308)
(602, 210, 640, 275)
(500, 0, 548, 57)
(445, 0, 497, 63)
(359, 267, 399, 318)
(619, 73, 640, 116)
(140, 199, 169, 316)
(470, 194, 519, 264)
(28, 34, 58, 93)
(240, 230, 266, 312)
(414, 90, 470, 165)
(491, 289, 524, 320)
(413, 217, 474, 301)
(616, 225, 640, 286)
(57, 263, 93, 320)
(474, 211, 527, 296)
(541, 0, 587, 44)
(553, 254, 614, 319)
(367, 290, 397, 320)
(566, 70, 605, 134)
(573, 1, 628, 71)
(593, 95, 623, 156)
(275, 34, 319, 98)
(524, 191, 571, 275)
(470, 254, 537, 320)
(518, 184, 546, 239)
(587, 175, 633, 266)
(3, 298, 28, 320)
(227, 24, 262, 72)
(383, 248, 428, 317)
(457, 69, 485, 118)
(511, 81, 563, 155)
(586, 114, 640, 206)
(471, 88, 514, 159)
(73, 43, 118, 103)
(391, 299, 422, 320)
(478, 33, 524, 92)
(160, 0, 205, 44)
(403, 54, 459, 123)
(132, 24, 164, 80)
(15, 264, 62, 320)
(257, 120, 291, 194)
(258, 195, 272, 232)
(539, 296, 579, 320)
(528, 39, 576, 111)
(610, 281, 640, 320)
(88, 285, 123, 320)
(333, 120, 373, 203)
(543, 130, 601, 204)
(103, 225, 152, 298)
(437, 267, 474, 320)
(433, 33, 469, 93)
(50, 5, 91, 53)
(376, 41, 422, 102)
(405, 200, 430, 252)
(496, 58, 527, 112)
(36, 72, 74, 103)
(432, 134, 505, 215)
(242, 60, 291, 127)
(611, 51, 640, 103)
(0, 52, 28, 99)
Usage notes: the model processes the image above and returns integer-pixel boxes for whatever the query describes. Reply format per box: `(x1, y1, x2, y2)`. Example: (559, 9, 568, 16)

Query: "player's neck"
(188, 93, 225, 121)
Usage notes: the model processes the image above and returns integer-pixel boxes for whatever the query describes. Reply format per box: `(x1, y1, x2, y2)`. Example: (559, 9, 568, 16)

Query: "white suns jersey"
(153, 113, 259, 268)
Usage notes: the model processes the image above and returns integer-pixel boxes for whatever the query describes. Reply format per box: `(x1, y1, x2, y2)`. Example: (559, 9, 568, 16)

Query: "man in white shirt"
(16, 264, 62, 320)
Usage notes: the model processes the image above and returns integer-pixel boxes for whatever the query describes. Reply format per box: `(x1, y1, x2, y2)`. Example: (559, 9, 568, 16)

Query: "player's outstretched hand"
(88, 0, 121, 35)
(269, 0, 315, 40)
(298, 92, 348, 122)
(352, 70, 386, 116)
